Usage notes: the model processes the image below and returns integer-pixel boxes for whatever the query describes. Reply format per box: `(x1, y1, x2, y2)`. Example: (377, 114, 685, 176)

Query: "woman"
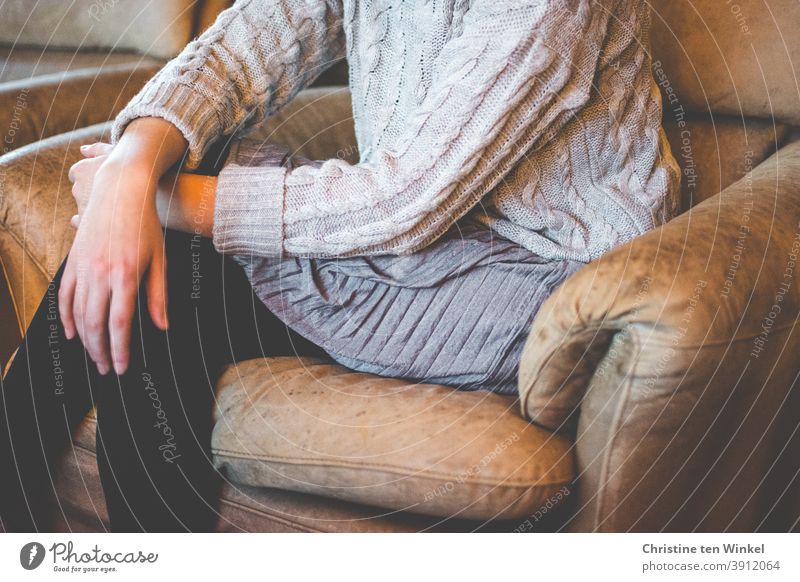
(0, 0, 679, 531)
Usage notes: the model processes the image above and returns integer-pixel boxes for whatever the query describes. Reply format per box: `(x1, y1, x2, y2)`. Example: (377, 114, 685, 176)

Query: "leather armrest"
(0, 123, 110, 328)
(519, 140, 800, 531)
(0, 62, 158, 152)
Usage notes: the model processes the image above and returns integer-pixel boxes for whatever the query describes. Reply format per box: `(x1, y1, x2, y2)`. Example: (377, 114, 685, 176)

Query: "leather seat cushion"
(57, 409, 550, 532)
(211, 357, 573, 521)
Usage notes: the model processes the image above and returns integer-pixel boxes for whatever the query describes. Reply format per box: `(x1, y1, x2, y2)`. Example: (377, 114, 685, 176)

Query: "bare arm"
(156, 172, 217, 238)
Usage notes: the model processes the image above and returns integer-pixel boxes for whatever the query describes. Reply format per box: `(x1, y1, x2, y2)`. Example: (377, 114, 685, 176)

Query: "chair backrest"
(650, 0, 800, 209)
(0, 0, 201, 59)
(651, 0, 800, 126)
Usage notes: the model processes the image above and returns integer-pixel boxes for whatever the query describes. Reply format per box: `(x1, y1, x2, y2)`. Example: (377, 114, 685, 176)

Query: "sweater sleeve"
(111, 0, 346, 169)
(214, 0, 611, 258)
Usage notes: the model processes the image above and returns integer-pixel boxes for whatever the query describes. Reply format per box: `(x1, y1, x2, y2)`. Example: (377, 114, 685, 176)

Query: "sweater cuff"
(111, 81, 221, 170)
(212, 163, 287, 257)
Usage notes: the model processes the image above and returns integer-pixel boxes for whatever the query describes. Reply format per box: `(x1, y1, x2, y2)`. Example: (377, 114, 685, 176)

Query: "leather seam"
(85, 411, 569, 488)
(69, 435, 324, 533)
(216, 497, 323, 533)
(214, 449, 571, 488)
(0, 223, 52, 284)
(593, 328, 640, 531)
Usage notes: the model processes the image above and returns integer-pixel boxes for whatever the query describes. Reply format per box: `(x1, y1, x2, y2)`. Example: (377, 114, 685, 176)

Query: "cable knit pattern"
(112, 0, 346, 170)
(112, 0, 680, 263)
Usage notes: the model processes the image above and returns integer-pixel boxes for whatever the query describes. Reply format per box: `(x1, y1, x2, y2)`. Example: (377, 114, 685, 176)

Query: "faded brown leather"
(55, 409, 533, 533)
(0, 123, 109, 328)
(0, 47, 161, 83)
(0, 0, 198, 59)
(520, 140, 800, 530)
(662, 113, 790, 211)
(651, 0, 800, 126)
(1, 0, 799, 532)
(50, 381, 570, 533)
(212, 358, 572, 521)
(0, 63, 159, 152)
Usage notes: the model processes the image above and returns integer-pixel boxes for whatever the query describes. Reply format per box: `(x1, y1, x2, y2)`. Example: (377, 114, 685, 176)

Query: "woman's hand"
(62, 118, 188, 376)
(63, 155, 166, 376)
(68, 142, 112, 229)
(71, 143, 216, 238)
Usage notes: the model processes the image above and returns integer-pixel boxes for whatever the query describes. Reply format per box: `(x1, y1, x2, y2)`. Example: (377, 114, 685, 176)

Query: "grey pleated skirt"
(235, 216, 583, 395)
(225, 140, 583, 394)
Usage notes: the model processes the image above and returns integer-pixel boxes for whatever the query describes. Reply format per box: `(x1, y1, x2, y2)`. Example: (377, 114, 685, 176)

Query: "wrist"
(112, 117, 189, 177)
(94, 158, 159, 211)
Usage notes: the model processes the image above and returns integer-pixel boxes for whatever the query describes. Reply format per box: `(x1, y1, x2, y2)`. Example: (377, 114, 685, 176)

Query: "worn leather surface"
(196, 0, 236, 36)
(50, 409, 568, 532)
(212, 357, 572, 521)
(0, 63, 159, 152)
(0, 47, 162, 84)
(0, 123, 109, 328)
(663, 113, 789, 211)
(651, 0, 800, 125)
(0, 0, 197, 59)
(519, 140, 800, 530)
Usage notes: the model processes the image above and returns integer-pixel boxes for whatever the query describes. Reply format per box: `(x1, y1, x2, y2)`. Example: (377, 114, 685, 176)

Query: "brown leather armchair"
(0, 0, 798, 532)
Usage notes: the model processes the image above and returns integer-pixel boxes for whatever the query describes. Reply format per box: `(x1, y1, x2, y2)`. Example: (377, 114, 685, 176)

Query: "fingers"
(83, 270, 113, 375)
(146, 251, 169, 331)
(109, 271, 137, 375)
(80, 142, 113, 158)
(68, 154, 105, 185)
(58, 256, 78, 340)
(67, 157, 91, 184)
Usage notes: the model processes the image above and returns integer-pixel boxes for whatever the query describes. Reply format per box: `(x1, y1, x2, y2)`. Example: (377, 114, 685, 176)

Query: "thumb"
(80, 142, 114, 158)
(146, 252, 169, 331)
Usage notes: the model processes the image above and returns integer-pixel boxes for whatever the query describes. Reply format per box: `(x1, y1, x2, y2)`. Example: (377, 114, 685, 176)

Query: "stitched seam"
(68, 437, 322, 533)
(213, 449, 570, 488)
(83, 414, 569, 488)
(0, 223, 52, 282)
(217, 497, 322, 532)
(593, 327, 640, 531)
(640, 322, 797, 348)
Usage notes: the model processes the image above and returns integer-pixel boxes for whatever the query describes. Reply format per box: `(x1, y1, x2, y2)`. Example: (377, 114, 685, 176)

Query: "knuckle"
(110, 312, 128, 330)
(88, 255, 110, 275)
(71, 159, 86, 175)
(85, 317, 103, 334)
(112, 260, 137, 281)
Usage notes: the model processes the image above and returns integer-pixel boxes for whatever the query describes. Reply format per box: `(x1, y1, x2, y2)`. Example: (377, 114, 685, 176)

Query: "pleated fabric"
(237, 216, 583, 394)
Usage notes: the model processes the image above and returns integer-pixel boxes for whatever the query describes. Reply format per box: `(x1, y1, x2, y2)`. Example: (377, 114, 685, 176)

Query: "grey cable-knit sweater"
(112, 0, 680, 264)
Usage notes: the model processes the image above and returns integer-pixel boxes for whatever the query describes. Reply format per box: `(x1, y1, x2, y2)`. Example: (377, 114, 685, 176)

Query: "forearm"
(156, 172, 217, 238)
(110, 0, 345, 169)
